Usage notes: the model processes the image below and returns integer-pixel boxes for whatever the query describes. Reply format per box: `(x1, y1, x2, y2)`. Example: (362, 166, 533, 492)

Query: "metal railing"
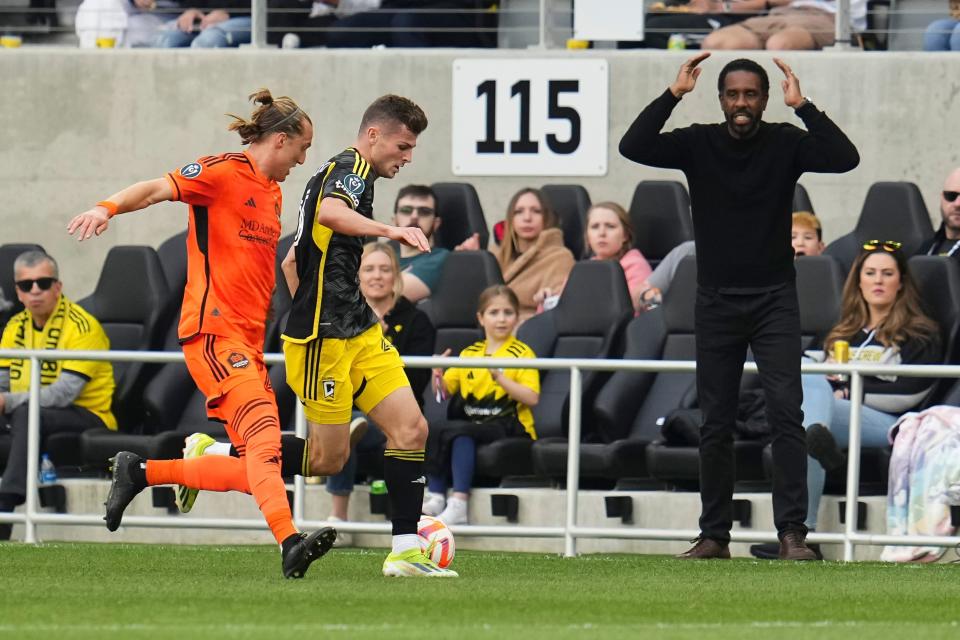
(2, 347, 959, 561)
(1, 0, 953, 51)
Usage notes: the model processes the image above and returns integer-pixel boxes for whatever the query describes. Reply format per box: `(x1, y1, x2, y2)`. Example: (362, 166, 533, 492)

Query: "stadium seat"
(627, 181, 694, 266)
(793, 183, 814, 213)
(0, 242, 45, 325)
(491, 260, 633, 482)
(542, 184, 591, 259)
(907, 256, 960, 407)
(824, 182, 934, 274)
(77, 246, 170, 431)
(431, 182, 489, 251)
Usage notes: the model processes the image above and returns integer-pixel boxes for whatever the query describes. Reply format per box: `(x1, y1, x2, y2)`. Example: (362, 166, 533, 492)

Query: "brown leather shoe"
(676, 537, 731, 559)
(779, 530, 819, 561)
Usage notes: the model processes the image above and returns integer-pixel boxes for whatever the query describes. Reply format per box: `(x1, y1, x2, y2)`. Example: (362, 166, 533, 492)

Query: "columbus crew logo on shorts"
(227, 352, 249, 369)
(322, 379, 335, 399)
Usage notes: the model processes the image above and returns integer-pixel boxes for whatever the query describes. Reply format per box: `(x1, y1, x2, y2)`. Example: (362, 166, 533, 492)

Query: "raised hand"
(670, 52, 711, 99)
(66, 207, 110, 241)
(773, 58, 804, 109)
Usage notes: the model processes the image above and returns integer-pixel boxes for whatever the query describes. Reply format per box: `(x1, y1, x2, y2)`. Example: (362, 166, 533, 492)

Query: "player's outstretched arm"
(316, 197, 430, 251)
(281, 243, 299, 298)
(669, 52, 711, 99)
(67, 178, 174, 241)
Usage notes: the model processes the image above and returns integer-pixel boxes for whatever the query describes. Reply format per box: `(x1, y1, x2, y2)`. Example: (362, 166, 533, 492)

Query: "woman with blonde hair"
(495, 188, 575, 323)
(585, 201, 652, 313)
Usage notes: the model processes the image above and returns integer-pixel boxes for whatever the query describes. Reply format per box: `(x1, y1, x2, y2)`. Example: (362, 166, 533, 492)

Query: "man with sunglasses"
(0, 251, 116, 540)
(620, 55, 859, 561)
(917, 168, 960, 260)
(392, 184, 480, 303)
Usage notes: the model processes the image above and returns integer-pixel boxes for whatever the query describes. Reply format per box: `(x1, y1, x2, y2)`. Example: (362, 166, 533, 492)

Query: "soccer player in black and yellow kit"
(281, 95, 457, 577)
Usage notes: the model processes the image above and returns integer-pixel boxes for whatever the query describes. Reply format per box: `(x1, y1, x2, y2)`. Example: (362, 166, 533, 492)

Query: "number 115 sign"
(451, 59, 609, 176)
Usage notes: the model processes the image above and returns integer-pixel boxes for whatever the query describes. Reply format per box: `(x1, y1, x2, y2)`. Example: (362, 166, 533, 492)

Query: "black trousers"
(0, 404, 105, 502)
(695, 283, 808, 542)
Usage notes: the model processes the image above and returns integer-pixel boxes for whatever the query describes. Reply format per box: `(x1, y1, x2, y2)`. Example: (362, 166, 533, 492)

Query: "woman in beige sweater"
(496, 188, 575, 324)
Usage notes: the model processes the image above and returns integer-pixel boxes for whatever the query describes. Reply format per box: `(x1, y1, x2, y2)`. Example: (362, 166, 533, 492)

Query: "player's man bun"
(227, 88, 311, 145)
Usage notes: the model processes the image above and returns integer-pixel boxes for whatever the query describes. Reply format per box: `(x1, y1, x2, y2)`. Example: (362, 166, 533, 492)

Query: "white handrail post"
(292, 403, 307, 526)
(842, 371, 864, 561)
(537, 0, 548, 49)
(251, 0, 267, 48)
(564, 366, 582, 557)
(24, 356, 42, 544)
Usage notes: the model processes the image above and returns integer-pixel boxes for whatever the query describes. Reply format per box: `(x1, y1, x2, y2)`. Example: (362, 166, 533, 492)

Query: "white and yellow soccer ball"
(417, 515, 456, 568)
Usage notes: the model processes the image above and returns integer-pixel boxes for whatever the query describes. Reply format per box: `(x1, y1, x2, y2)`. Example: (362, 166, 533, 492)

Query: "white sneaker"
(421, 491, 446, 516)
(349, 415, 369, 449)
(437, 497, 468, 525)
(327, 515, 353, 548)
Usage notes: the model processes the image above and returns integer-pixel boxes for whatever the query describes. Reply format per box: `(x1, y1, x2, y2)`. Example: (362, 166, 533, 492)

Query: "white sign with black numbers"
(451, 59, 608, 176)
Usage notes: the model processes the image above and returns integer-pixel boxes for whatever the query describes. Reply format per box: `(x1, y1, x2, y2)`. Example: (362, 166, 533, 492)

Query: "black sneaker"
(282, 527, 337, 579)
(104, 451, 146, 532)
(806, 424, 846, 471)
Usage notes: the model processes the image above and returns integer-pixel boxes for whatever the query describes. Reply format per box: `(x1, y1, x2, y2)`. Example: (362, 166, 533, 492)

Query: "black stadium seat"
(77, 246, 170, 431)
(542, 184, 591, 259)
(627, 181, 694, 266)
(431, 182, 489, 251)
(493, 260, 633, 482)
(793, 183, 814, 213)
(825, 182, 934, 274)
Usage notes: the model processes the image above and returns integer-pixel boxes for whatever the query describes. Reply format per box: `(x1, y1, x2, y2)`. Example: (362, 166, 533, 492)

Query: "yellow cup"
(96, 37, 117, 49)
(0, 35, 23, 48)
(566, 39, 590, 49)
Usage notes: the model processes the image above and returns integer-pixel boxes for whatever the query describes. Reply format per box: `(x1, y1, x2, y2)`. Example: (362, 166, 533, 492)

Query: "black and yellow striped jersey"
(283, 148, 379, 342)
(443, 336, 540, 439)
(0, 295, 117, 430)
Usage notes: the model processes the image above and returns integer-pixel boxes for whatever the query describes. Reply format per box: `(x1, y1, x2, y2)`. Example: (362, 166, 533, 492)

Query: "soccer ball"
(418, 515, 455, 568)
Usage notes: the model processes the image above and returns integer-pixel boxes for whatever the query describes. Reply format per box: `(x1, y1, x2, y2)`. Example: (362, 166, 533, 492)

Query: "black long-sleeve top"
(619, 89, 860, 289)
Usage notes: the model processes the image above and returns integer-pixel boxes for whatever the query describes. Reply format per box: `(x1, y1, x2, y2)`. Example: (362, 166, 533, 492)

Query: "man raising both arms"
(67, 89, 334, 579)
(281, 95, 457, 577)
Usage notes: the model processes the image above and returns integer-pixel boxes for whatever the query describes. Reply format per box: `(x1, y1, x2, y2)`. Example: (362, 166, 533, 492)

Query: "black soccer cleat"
(282, 527, 337, 579)
(104, 451, 146, 532)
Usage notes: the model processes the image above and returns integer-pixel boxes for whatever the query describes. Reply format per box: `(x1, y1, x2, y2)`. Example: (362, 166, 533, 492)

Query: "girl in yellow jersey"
(425, 285, 540, 524)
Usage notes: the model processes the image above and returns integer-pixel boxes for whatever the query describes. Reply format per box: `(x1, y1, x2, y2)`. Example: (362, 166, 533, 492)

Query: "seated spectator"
(324, 0, 497, 48)
(393, 184, 480, 304)
(702, 0, 867, 50)
(923, 1, 960, 51)
(154, 0, 250, 48)
(750, 240, 941, 559)
(638, 211, 824, 309)
(585, 202, 652, 313)
(917, 167, 960, 260)
(0, 251, 117, 540)
(75, 0, 182, 48)
(625, 0, 765, 49)
(423, 285, 539, 524)
(495, 188, 576, 324)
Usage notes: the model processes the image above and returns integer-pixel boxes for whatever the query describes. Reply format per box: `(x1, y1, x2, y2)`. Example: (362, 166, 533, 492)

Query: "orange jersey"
(165, 152, 282, 349)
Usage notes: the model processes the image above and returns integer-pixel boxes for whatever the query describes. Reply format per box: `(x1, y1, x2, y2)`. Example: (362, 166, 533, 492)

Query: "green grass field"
(1, 543, 958, 640)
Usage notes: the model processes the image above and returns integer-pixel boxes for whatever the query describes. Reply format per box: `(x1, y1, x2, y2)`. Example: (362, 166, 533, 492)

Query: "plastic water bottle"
(40, 454, 57, 484)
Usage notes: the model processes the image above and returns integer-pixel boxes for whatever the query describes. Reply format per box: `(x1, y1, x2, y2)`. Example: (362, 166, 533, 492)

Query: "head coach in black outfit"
(619, 53, 860, 560)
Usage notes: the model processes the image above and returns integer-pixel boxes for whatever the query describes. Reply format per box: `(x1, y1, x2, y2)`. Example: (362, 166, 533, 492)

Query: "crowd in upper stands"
(1, 0, 958, 51)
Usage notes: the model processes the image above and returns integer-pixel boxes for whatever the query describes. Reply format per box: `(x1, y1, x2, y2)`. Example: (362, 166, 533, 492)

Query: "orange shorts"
(182, 334, 273, 423)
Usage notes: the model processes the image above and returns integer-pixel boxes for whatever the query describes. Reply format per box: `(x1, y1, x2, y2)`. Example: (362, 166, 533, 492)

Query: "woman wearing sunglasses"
(752, 240, 941, 559)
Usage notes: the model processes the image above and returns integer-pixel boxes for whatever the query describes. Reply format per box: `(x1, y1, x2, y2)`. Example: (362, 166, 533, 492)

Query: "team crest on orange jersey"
(227, 352, 249, 369)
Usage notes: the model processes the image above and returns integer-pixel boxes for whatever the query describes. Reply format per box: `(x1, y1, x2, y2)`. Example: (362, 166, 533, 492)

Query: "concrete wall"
(3, 49, 960, 298)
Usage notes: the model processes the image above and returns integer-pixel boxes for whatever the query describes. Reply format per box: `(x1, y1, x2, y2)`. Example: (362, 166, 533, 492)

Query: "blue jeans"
(800, 370, 896, 529)
(325, 411, 385, 496)
(923, 18, 960, 51)
(154, 17, 252, 48)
